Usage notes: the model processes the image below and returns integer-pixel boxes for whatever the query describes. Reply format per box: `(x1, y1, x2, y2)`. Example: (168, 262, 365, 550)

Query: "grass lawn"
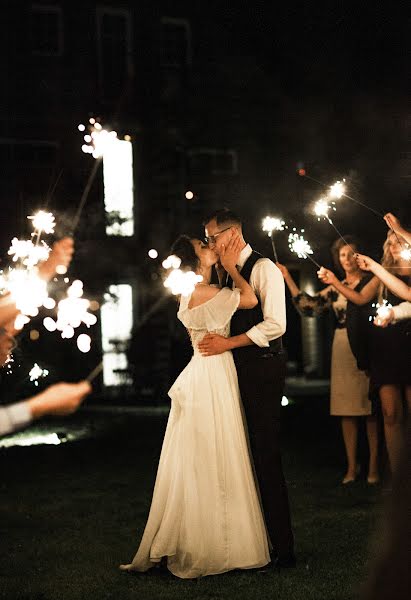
(0, 400, 384, 600)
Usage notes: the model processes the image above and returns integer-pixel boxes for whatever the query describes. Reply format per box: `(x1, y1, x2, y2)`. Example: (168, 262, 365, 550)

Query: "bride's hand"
(219, 231, 242, 272)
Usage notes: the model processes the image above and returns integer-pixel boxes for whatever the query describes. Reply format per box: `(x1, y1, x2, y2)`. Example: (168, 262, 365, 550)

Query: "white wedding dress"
(121, 287, 269, 578)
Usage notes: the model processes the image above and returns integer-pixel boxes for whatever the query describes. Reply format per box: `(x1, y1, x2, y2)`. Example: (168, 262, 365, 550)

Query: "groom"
(198, 208, 295, 568)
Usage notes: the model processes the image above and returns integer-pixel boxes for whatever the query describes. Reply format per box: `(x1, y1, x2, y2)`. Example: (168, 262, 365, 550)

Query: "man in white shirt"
(199, 208, 295, 568)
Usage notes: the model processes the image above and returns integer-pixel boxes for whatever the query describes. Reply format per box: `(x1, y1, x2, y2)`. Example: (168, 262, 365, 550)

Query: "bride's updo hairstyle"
(170, 235, 200, 272)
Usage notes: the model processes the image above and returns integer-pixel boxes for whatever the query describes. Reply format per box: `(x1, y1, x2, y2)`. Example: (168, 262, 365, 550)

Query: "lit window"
(100, 284, 133, 387)
(102, 139, 134, 237)
(96, 7, 133, 99)
(161, 17, 191, 67)
(31, 4, 63, 56)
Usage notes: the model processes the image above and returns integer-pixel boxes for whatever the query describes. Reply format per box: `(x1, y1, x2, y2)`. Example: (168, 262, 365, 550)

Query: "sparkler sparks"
(28, 211, 56, 235)
(6, 269, 49, 318)
(8, 238, 50, 267)
(51, 280, 97, 339)
(400, 246, 411, 261)
(164, 269, 203, 296)
(370, 300, 393, 323)
(162, 255, 182, 270)
(29, 363, 49, 386)
(288, 233, 321, 268)
(262, 216, 285, 234)
(328, 180, 346, 199)
(313, 198, 331, 220)
(79, 118, 118, 159)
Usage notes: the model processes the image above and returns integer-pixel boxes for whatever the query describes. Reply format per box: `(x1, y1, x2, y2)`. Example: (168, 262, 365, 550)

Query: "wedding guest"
(318, 230, 411, 474)
(277, 236, 378, 484)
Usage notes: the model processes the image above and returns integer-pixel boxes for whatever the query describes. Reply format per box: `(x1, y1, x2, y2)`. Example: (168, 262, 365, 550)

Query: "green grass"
(0, 404, 384, 600)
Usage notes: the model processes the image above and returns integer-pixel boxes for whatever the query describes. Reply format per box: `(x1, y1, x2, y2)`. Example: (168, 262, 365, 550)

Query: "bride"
(120, 231, 270, 578)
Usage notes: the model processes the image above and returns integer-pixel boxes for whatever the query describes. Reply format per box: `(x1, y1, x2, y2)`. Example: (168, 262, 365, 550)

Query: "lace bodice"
(178, 287, 241, 354)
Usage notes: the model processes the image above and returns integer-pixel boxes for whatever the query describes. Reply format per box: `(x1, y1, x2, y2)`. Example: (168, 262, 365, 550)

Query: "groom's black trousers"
(234, 351, 294, 559)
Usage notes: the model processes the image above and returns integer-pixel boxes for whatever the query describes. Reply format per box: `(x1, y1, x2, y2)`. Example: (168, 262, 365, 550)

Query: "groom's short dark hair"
(203, 208, 242, 228)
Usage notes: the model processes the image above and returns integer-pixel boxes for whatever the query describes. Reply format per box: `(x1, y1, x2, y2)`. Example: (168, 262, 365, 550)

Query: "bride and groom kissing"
(120, 208, 295, 579)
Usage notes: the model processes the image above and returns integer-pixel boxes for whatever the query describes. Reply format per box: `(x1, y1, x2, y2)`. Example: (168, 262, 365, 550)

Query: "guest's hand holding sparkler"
(355, 254, 377, 272)
(0, 379, 92, 437)
(37, 237, 74, 281)
(317, 267, 338, 286)
(373, 307, 395, 328)
(27, 381, 91, 418)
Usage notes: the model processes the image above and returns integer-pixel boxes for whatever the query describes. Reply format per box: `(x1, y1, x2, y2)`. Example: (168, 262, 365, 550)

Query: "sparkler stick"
(313, 198, 357, 253)
(86, 361, 104, 383)
(301, 173, 385, 217)
(71, 158, 102, 233)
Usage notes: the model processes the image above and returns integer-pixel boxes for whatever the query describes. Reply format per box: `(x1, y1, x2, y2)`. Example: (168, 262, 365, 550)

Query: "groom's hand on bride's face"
(198, 333, 230, 356)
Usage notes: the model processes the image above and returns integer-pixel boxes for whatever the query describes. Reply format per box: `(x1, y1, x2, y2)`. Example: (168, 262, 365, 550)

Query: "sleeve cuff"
(3, 402, 32, 435)
(245, 326, 270, 348)
(392, 303, 411, 322)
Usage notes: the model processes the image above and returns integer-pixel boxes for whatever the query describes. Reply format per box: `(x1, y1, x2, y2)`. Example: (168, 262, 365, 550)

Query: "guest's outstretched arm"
(317, 268, 379, 305)
(356, 254, 411, 302)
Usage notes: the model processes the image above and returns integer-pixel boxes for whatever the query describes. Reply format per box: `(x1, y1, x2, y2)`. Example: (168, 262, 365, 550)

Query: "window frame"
(30, 3, 64, 57)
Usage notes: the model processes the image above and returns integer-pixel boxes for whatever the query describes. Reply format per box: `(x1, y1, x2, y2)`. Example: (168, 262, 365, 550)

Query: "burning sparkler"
(79, 118, 118, 160)
(400, 246, 411, 261)
(28, 211, 56, 236)
(370, 300, 393, 325)
(262, 216, 286, 262)
(48, 280, 97, 339)
(29, 363, 49, 386)
(328, 180, 346, 200)
(288, 233, 321, 268)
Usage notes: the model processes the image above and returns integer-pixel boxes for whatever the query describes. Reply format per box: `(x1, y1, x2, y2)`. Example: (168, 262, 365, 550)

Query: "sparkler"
(50, 280, 97, 339)
(72, 117, 120, 233)
(400, 247, 411, 261)
(288, 233, 321, 268)
(262, 216, 285, 262)
(8, 238, 50, 267)
(370, 300, 393, 324)
(28, 211, 56, 236)
(29, 363, 49, 386)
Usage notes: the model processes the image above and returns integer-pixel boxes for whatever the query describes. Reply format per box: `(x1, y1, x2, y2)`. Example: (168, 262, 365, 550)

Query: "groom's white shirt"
(232, 244, 286, 347)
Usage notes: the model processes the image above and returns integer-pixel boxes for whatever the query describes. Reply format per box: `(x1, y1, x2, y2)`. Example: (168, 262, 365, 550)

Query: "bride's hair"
(170, 235, 200, 272)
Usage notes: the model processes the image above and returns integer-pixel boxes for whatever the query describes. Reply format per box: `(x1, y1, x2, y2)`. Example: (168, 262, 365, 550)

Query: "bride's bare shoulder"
(188, 285, 221, 309)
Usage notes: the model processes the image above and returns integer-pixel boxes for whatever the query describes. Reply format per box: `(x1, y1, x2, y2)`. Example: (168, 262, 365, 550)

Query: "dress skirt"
(330, 328, 371, 416)
(121, 350, 270, 579)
